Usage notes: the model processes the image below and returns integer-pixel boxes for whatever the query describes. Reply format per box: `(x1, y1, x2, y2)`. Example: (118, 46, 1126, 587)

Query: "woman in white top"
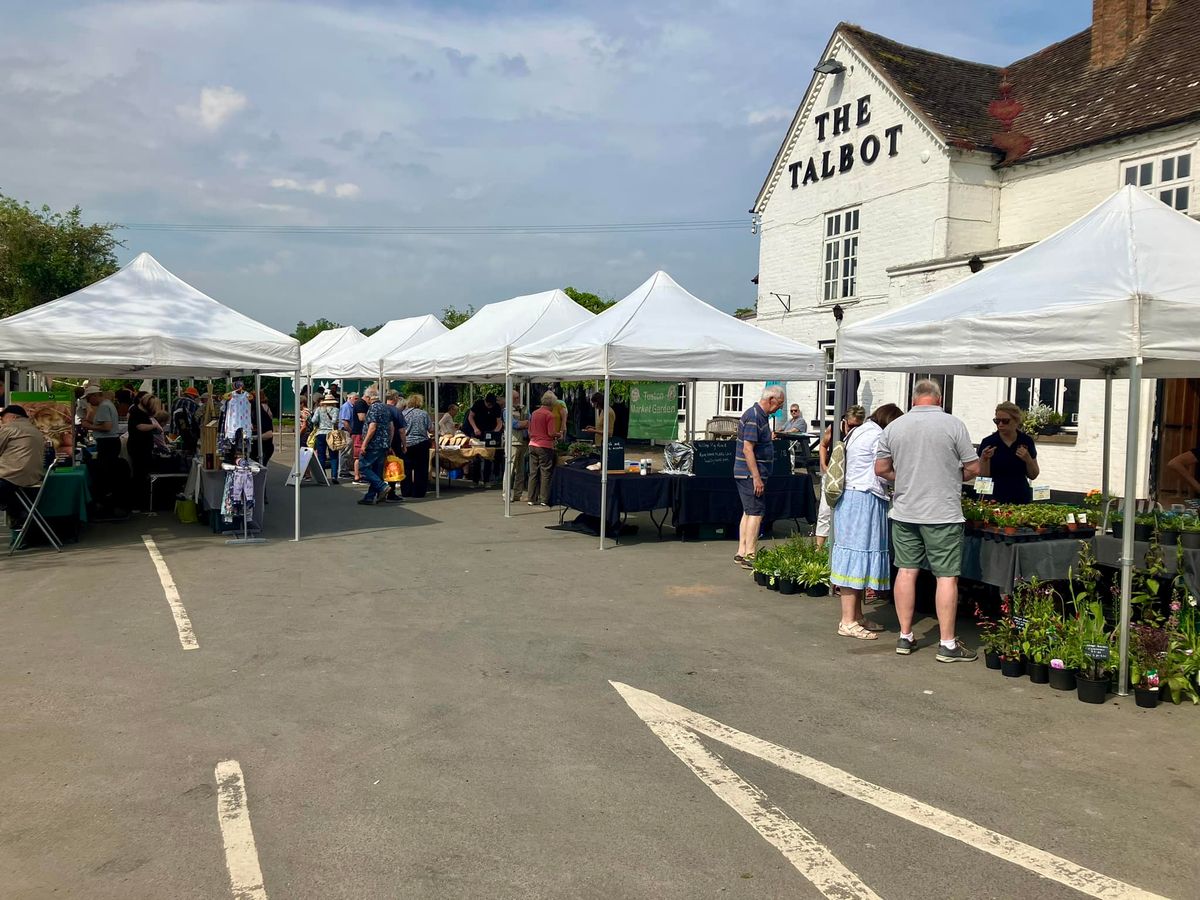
(830, 403, 903, 640)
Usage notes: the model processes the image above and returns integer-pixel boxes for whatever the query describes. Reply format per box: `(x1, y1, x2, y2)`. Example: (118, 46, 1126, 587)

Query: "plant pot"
(1181, 531, 1200, 550)
(984, 649, 1002, 670)
(778, 578, 797, 595)
(1000, 657, 1025, 678)
(753, 571, 768, 586)
(1037, 424, 1061, 436)
(1160, 529, 1179, 546)
(1133, 523, 1154, 542)
(1134, 686, 1159, 709)
(1028, 662, 1050, 684)
(1076, 674, 1109, 704)
(767, 575, 780, 591)
(1048, 667, 1076, 691)
(1111, 521, 1123, 539)
(805, 583, 830, 598)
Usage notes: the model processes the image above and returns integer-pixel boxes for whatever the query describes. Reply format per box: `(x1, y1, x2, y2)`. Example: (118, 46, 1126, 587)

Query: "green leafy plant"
(1013, 577, 1061, 664)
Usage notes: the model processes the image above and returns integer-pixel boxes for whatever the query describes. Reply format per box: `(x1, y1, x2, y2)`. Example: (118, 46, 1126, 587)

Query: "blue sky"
(0, 0, 1092, 331)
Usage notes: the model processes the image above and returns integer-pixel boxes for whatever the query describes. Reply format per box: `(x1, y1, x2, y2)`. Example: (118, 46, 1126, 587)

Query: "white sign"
(285, 446, 329, 487)
(974, 476, 994, 496)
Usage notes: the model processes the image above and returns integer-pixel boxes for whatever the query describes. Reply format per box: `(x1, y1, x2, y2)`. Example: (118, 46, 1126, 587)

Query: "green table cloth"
(38, 466, 91, 522)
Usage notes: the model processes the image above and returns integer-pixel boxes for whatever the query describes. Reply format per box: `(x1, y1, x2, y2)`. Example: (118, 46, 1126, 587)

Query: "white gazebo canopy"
(319, 315, 448, 380)
(509, 270, 824, 380)
(387, 289, 593, 381)
(269, 325, 366, 379)
(0, 252, 299, 377)
(836, 185, 1200, 378)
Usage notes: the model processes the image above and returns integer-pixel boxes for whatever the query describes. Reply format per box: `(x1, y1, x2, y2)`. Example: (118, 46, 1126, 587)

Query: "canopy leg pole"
(434, 377, 441, 498)
(254, 373, 264, 465)
(689, 380, 697, 440)
(293, 368, 301, 542)
(599, 375, 611, 550)
(714, 381, 722, 438)
(1117, 358, 1141, 697)
(1102, 371, 1114, 501)
(504, 373, 513, 518)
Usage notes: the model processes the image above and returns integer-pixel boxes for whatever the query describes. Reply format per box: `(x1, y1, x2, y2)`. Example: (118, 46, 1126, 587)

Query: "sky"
(0, 0, 1093, 332)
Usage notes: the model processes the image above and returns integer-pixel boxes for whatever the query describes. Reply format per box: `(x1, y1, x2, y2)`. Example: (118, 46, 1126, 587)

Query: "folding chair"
(8, 458, 63, 555)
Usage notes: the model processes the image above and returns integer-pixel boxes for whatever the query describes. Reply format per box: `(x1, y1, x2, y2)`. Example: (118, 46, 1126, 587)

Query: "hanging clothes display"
(223, 388, 252, 441)
(221, 459, 257, 523)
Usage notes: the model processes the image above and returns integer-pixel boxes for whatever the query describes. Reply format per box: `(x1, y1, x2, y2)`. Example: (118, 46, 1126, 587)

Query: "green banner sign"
(628, 382, 678, 440)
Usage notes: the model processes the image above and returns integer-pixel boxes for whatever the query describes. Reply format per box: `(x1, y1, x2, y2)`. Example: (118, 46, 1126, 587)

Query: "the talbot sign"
(788, 94, 903, 188)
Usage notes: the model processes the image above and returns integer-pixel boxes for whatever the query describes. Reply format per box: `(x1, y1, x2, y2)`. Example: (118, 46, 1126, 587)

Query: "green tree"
(564, 286, 614, 314)
(441, 304, 474, 329)
(0, 193, 123, 317)
(734, 306, 755, 318)
(292, 318, 343, 343)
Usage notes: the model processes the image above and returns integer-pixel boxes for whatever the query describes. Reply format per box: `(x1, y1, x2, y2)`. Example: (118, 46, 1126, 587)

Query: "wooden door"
(1155, 378, 1200, 505)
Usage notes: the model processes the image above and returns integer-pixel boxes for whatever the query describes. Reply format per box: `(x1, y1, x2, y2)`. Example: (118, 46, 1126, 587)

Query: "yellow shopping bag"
(383, 454, 406, 483)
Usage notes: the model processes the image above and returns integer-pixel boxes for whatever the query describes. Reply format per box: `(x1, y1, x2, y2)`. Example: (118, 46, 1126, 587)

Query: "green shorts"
(891, 521, 964, 578)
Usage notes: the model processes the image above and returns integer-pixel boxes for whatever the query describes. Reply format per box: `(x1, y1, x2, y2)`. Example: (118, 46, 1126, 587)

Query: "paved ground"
(2, 448, 1197, 899)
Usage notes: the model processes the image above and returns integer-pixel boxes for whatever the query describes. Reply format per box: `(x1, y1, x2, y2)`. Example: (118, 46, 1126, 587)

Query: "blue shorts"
(736, 477, 766, 516)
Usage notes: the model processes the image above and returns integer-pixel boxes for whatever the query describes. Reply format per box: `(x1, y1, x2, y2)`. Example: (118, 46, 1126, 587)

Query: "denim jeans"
(360, 446, 388, 499)
(315, 434, 339, 481)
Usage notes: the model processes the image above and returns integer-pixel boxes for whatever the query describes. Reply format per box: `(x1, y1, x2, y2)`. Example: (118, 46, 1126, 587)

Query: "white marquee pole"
(1116, 358, 1141, 697)
(599, 371, 611, 550)
(434, 376, 441, 498)
(504, 366, 513, 518)
(293, 367, 301, 542)
(1102, 370, 1114, 501)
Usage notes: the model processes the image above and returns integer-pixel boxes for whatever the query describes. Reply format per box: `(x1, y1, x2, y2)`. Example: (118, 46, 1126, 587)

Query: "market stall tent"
(319, 315, 447, 380)
(511, 270, 825, 546)
(0, 252, 300, 377)
(836, 185, 1200, 695)
(268, 325, 366, 379)
(0, 252, 305, 541)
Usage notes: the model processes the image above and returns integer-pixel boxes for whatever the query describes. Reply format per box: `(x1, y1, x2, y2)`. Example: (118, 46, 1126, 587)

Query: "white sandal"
(837, 621, 878, 641)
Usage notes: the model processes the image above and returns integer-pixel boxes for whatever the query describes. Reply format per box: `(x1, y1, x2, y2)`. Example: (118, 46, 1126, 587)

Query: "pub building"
(698, 0, 1200, 500)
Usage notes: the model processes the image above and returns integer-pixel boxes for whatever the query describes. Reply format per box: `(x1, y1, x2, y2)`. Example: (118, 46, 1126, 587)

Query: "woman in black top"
(978, 401, 1039, 504)
(126, 392, 163, 509)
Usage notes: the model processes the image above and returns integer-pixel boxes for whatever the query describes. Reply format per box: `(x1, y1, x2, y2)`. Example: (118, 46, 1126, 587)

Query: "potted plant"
(1159, 571, 1200, 705)
(1015, 577, 1058, 684)
(1109, 510, 1123, 540)
(1158, 511, 1181, 546)
(1072, 601, 1112, 703)
(777, 543, 800, 595)
(751, 548, 774, 586)
(1129, 622, 1167, 709)
(797, 540, 831, 597)
(1132, 512, 1157, 543)
(975, 602, 1006, 670)
(1179, 515, 1200, 550)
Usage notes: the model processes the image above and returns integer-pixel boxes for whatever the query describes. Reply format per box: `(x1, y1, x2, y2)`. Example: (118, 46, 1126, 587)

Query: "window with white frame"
(1009, 378, 1081, 428)
(722, 383, 744, 413)
(819, 341, 836, 421)
(822, 207, 860, 302)
(1122, 149, 1192, 212)
(676, 382, 687, 419)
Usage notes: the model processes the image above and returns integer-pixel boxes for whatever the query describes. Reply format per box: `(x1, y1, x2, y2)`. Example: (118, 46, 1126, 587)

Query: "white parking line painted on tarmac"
(140, 535, 198, 650)
(612, 682, 1169, 900)
(215, 760, 269, 900)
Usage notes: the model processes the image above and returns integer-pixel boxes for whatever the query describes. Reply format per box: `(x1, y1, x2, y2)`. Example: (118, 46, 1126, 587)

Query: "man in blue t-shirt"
(735, 385, 785, 567)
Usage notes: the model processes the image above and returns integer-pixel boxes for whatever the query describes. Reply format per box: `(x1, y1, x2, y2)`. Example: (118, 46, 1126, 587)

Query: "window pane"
(1013, 378, 1032, 411)
(1176, 186, 1189, 211)
(1162, 157, 1176, 181)
(1062, 379, 1080, 425)
(1037, 378, 1056, 407)
(1140, 162, 1153, 186)
(1160, 189, 1174, 205)
(1178, 154, 1191, 179)
(1124, 167, 1138, 185)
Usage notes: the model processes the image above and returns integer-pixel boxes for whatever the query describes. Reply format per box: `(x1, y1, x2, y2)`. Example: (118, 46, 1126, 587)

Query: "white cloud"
(178, 85, 248, 131)
(269, 177, 359, 199)
(747, 107, 792, 126)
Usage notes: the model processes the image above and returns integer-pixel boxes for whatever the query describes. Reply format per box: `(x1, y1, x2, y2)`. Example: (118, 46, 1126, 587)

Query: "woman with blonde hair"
(401, 392, 432, 498)
(978, 400, 1039, 504)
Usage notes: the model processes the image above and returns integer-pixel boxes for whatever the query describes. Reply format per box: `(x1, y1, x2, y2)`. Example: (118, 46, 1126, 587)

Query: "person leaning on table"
(977, 401, 1038, 504)
(1166, 442, 1200, 499)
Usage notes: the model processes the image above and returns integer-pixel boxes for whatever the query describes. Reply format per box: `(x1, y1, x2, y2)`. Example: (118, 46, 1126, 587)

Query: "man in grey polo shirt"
(875, 379, 980, 662)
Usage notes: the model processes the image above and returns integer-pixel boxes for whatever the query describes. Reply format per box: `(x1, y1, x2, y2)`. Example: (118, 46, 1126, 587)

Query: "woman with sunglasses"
(978, 401, 1039, 503)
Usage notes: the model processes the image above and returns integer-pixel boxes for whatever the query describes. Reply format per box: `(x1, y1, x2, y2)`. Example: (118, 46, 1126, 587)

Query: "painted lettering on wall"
(788, 95, 903, 189)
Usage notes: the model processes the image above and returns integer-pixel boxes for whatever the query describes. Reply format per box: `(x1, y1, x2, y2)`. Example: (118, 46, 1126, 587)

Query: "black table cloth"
(1093, 535, 1200, 598)
(960, 534, 1087, 593)
(549, 467, 674, 530)
(672, 473, 815, 528)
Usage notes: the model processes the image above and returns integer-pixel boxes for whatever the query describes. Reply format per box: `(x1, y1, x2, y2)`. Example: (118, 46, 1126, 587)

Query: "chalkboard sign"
(1012, 616, 1029, 629)
(1084, 643, 1110, 661)
(692, 440, 735, 476)
(605, 437, 624, 458)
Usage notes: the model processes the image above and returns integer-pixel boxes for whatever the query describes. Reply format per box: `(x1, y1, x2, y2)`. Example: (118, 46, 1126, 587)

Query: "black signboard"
(693, 440, 735, 477)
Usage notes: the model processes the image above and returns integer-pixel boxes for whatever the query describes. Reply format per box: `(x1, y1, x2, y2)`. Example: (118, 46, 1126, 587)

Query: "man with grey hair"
(875, 379, 980, 661)
(734, 384, 786, 567)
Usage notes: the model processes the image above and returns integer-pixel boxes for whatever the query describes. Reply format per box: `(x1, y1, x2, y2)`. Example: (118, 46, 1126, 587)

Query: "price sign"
(1012, 616, 1029, 629)
(1032, 483, 1051, 501)
(974, 476, 994, 496)
(1084, 643, 1110, 661)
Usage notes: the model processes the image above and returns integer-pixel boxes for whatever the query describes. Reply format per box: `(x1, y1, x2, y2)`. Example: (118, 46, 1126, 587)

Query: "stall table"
(9, 465, 90, 545)
(549, 466, 674, 537)
(1093, 534, 1200, 598)
(436, 445, 499, 484)
(672, 473, 814, 536)
(960, 533, 1087, 593)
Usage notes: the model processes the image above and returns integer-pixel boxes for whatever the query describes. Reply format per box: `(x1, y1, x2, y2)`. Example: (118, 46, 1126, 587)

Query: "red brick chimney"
(1091, 0, 1169, 67)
